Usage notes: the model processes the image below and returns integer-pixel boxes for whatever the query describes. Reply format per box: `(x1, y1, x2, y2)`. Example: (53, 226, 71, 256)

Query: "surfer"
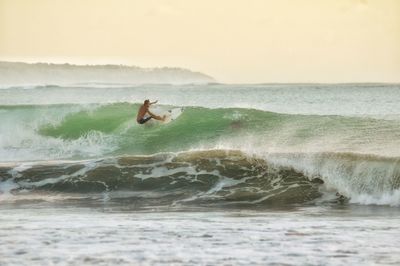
(136, 99, 166, 124)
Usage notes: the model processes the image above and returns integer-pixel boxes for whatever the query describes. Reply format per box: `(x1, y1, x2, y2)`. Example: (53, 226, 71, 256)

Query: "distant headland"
(0, 61, 216, 86)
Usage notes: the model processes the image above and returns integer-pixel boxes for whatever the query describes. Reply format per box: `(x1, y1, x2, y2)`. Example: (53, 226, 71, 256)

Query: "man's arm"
(150, 100, 158, 105)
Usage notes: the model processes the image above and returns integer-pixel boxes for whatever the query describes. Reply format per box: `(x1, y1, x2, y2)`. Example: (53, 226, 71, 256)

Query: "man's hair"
(144, 99, 150, 104)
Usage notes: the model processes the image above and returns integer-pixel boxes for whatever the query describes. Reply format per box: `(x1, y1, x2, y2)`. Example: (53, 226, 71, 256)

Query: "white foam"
(349, 190, 400, 206)
(261, 152, 400, 206)
(0, 104, 119, 162)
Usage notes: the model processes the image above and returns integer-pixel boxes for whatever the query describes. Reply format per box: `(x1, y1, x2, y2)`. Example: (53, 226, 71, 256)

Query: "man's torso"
(136, 105, 148, 122)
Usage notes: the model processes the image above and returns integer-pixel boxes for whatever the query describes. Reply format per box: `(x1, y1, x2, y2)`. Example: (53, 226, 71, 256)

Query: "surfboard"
(163, 107, 183, 123)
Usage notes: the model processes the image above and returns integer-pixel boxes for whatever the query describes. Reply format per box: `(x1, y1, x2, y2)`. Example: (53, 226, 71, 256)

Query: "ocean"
(1, 83, 400, 265)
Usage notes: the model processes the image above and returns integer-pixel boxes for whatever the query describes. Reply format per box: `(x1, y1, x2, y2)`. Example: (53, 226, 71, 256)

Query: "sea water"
(1, 83, 400, 265)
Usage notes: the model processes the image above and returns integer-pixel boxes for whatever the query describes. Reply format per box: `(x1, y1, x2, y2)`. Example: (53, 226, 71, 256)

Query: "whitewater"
(1, 80, 400, 265)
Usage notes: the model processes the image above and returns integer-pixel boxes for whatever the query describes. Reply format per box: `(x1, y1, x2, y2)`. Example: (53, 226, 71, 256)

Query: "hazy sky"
(1, 0, 399, 83)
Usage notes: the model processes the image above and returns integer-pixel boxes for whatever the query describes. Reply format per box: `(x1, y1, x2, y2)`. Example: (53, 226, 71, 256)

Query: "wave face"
(1, 103, 400, 162)
(0, 61, 215, 87)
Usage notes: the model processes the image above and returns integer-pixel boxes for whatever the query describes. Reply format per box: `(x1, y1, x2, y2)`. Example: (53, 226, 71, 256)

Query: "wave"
(264, 152, 400, 206)
(1, 103, 400, 162)
(0, 150, 329, 207)
(1, 150, 399, 207)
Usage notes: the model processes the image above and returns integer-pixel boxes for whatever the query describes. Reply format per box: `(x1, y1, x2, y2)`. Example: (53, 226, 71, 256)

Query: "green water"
(32, 103, 400, 156)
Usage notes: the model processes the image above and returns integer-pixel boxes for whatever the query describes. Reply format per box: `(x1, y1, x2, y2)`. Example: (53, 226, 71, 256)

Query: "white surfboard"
(163, 107, 183, 123)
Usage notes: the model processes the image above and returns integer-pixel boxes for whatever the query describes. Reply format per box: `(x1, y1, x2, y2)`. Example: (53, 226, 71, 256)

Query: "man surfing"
(136, 99, 166, 124)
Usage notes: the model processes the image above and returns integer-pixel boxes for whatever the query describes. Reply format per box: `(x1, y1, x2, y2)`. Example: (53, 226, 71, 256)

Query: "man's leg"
(151, 115, 166, 121)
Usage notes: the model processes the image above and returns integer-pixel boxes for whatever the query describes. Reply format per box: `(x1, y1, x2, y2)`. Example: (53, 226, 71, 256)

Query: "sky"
(0, 0, 399, 83)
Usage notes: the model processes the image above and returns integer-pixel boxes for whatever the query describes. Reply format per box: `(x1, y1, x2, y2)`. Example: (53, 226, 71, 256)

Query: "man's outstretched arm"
(150, 100, 158, 105)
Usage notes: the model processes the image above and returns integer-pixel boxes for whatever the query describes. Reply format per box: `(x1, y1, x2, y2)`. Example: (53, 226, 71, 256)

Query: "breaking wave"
(1, 150, 399, 207)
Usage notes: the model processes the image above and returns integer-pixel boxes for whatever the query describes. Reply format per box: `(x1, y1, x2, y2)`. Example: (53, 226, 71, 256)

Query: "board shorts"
(138, 116, 152, 124)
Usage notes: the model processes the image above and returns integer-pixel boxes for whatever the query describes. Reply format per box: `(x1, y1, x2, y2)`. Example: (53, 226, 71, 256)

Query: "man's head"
(144, 99, 150, 106)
